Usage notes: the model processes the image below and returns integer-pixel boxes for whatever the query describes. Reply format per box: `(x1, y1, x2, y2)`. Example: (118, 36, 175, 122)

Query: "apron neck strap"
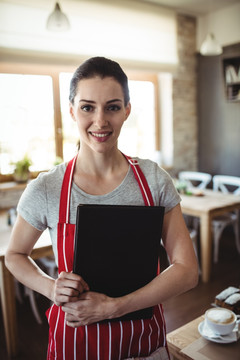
(123, 154, 158, 272)
(59, 154, 78, 223)
(123, 154, 154, 206)
(59, 153, 154, 223)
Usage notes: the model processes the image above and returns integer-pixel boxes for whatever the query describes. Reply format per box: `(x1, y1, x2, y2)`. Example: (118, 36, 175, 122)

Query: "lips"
(91, 132, 110, 138)
(90, 131, 112, 142)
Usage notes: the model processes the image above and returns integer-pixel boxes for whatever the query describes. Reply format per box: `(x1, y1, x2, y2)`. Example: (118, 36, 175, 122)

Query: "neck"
(76, 148, 127, 177)
(73, 148, 129, 195)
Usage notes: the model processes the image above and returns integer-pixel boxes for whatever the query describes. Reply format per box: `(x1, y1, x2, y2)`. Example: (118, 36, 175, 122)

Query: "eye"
(107, 104, 121, 112)
(81, 105, 94, 112)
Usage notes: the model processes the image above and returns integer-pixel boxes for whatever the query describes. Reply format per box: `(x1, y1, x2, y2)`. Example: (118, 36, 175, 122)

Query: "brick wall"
(172, 14, 198, 176)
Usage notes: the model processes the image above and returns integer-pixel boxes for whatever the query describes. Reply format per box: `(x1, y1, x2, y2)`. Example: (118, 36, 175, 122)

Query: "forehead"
(75, 76, 124, 99)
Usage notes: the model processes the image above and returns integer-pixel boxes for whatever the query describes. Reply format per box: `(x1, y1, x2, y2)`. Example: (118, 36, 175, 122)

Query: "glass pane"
(0, 74, 55, 174)
(119, 80, 155, 159)
(59, 74, 156, 160)
(59, 72, 79, 162)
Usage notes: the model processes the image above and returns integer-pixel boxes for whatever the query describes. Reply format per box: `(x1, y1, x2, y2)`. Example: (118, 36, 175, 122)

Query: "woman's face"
(69, 76, 131, 155)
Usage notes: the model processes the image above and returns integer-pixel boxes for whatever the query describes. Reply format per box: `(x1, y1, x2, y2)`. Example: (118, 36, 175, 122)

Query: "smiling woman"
(5, 56, 198, 360)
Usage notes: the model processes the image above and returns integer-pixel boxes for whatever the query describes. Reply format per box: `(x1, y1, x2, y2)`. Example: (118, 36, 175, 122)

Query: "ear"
(69, 102, 76, 121)
(124, 102, 131, 121)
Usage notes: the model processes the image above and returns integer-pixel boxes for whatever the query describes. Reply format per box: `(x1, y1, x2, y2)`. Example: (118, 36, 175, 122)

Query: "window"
(0, 73, 55, 175)
(59, 72, 79, 161)
(119, 80, 156, 160)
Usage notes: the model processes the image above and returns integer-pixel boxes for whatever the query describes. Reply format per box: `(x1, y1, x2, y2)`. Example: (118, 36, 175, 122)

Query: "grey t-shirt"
(17, 158, 181, 261)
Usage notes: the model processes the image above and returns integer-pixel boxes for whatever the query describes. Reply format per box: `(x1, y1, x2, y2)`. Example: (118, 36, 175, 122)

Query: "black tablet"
(73, 204, 165, 321)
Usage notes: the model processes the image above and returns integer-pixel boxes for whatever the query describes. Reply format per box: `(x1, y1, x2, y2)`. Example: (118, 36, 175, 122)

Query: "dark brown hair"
(69, 57, 130, 106)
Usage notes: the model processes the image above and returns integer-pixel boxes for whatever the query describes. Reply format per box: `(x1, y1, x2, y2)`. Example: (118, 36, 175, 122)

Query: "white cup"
(205, 308, 237, 335)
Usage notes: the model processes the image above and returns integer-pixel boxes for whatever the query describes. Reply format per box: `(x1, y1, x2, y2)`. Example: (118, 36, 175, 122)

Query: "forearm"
(5, 252, 55, 301)
(110, 262, 198, 319)
(6, 216, 89, 306)
(63, 261, 198, 327)
(5, 215, 56, 301)
(5, 252, 90, 307)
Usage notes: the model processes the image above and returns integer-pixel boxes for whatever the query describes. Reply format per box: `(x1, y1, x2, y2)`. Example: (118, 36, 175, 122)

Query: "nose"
(94, 109, 108, 128)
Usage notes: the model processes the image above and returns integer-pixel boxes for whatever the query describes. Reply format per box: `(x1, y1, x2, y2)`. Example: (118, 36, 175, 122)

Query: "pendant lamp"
(200, 33, 222, 56)
(46, 2, 70, 32)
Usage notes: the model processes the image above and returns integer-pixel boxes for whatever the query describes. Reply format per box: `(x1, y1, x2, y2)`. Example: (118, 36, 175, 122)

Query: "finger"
(56, 279, 86, 295)
(55, 294, 79, 306)
(58, 272, 89, 292)
(62, 303, 81, 314)
(55, 285, 80, 298)
(77, 291, 94, 300)
(64, 311, 84, 327)
(59, 271, 89, 287)
(70, 271, 90, 290)
(66, 320, 82, 328)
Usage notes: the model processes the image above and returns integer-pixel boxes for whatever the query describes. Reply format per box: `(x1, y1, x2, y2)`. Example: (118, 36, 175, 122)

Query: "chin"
(92, 143, 117, 155)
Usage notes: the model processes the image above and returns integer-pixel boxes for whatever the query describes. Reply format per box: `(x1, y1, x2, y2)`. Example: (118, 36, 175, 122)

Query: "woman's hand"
(62, 291, 117, 327)
(53, 271, 89, 306)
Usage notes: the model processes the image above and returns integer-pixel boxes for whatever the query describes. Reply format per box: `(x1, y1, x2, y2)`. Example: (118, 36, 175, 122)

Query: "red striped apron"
(46, 155, 168, 360)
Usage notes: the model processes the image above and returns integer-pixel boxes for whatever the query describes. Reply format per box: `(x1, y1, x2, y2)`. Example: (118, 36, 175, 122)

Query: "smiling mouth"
(90, 132, 112, 138)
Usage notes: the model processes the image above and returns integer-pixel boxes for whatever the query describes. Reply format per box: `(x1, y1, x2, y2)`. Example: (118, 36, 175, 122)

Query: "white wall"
(1, 1, 239, 61)
(197, 2, 240, 51)
(0, 0, 177, 71)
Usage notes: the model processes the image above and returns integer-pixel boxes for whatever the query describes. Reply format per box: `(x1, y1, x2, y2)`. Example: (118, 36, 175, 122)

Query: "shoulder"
(18, 162, 66, 209)
(17, 162, 67, 230)
(135, 157, 172, 182)
(37, 162, 66, 181)
(29, 162, 66, 191)
(25, 163, 67, 204)
(133, 157, 181, 211)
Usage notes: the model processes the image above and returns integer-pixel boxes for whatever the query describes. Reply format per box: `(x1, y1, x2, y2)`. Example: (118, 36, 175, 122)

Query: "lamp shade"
(200, 33, 222, 56)
(46, 2, 70, 32)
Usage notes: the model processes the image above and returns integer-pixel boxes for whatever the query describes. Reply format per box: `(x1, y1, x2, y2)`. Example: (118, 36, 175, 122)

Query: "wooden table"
(0, 212, 53, 358)
(167, 315, 240, 360)
(167, 316, 204, 359)
(180, 189, 240, 283)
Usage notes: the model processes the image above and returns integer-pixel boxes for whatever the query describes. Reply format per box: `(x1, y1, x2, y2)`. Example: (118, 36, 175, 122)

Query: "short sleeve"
(17, 174, 48, 231)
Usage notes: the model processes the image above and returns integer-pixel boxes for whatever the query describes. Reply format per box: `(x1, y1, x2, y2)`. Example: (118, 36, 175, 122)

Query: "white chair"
(178, 171, 212, 230)
(178, 171, 212, 190)
(178, 171, 212, 271)
(212, 175, 240, 263)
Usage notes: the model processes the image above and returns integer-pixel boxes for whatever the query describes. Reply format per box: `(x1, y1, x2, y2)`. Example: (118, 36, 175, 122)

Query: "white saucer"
(198, 321, 238, 344)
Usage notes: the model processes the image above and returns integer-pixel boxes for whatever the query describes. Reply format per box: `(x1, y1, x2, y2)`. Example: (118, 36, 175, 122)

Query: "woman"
(5, 57, 198, 360)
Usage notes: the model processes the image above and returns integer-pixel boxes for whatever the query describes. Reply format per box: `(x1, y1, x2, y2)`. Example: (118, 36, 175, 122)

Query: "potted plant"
(12, 155, 32, 183)
(54, 156, 63, 166)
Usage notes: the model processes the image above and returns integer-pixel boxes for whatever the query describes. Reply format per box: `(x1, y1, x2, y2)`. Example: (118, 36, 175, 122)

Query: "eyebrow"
(79, 98, 123, 104)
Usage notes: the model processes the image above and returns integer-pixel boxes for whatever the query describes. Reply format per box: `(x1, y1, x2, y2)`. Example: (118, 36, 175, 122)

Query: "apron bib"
(46, 155, 169, 360)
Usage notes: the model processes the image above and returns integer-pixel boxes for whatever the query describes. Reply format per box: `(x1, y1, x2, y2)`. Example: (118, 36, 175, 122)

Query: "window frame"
(0, 59, 160, 182)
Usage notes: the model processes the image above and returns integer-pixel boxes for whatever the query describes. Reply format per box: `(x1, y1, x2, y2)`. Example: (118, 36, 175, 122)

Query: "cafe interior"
(0, 0, 240, 359)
